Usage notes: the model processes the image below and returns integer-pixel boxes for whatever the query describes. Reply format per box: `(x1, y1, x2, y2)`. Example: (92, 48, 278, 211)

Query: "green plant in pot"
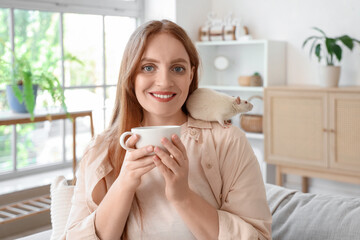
(302, 27, 360, 87)
(0, 45, 83, 120)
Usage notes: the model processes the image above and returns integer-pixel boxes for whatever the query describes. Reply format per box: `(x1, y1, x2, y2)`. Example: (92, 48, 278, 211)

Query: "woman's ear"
(190, 66, 195, 81)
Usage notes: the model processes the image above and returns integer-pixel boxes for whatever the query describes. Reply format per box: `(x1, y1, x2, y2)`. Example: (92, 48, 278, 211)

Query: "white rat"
(186, 88, 253, 127)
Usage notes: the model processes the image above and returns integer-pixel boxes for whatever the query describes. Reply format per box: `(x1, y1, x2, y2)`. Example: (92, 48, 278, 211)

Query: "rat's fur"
(186, 88, 253, 127)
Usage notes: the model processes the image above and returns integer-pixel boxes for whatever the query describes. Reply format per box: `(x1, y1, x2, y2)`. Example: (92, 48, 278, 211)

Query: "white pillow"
(50, 175, 74, 240)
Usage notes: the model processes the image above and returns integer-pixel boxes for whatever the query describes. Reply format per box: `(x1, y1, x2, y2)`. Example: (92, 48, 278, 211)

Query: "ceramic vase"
(6, 84, 38, 113)
(318, 65, 341, 87)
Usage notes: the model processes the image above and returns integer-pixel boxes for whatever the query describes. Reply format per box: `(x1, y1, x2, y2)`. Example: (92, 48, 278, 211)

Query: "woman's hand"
(117, 134, 155, 193)
(153, 134, 191, 204)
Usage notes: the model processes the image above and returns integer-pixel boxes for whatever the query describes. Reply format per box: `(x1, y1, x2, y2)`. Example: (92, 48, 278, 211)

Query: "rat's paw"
(219, 119, 232, 128)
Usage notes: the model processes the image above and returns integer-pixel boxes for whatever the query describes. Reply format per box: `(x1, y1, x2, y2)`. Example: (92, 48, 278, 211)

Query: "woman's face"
(134, 33, 194, 125)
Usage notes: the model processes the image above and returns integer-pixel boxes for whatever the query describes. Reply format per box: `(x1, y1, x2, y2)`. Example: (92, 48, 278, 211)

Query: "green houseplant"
(0, 44, 82, 120)
(302, 27, 360, 87)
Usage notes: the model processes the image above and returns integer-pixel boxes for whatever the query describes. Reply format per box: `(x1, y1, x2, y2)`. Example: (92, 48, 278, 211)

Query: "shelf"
(245, 132, 264, 140)
(199, 85, 264, 92)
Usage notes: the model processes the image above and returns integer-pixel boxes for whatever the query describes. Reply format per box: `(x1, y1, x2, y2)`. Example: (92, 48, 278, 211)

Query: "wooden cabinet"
(264, 86, 360, 191)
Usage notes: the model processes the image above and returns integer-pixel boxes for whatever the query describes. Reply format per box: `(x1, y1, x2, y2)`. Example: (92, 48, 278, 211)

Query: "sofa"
(18, 176, 360, 240)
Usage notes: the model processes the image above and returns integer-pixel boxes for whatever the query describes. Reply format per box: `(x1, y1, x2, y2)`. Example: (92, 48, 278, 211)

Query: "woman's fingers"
(153, 155, 170, 176)
(125, 134, 139, 149)
(126, 145, 154, 161)
(159, 135, 186, 167)
(135, 162, 156, 176)
(127, 155, 154, 170)
(171, 134, 187, 156)
(154, 145, 181, 174)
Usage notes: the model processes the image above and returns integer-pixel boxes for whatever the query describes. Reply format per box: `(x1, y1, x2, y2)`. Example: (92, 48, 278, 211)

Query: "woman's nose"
(155, 69, 174, 87)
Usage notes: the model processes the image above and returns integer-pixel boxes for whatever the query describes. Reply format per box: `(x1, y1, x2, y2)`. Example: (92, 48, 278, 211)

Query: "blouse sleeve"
(216, 128, 272, 240)
(64, 154, 100, 240)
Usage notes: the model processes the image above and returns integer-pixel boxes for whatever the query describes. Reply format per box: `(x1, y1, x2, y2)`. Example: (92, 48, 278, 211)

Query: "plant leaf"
(315, 44, 321, 62)
(333, 44, 342, 62)
(325, 38, 336, 56)
(353, 38, 360, 44)
(312, 27, 326, 37)
(309, 39, 318, 58)
(22, 71, 36, 120)
(339, 35, 353, 50)
(12, 85, 23, 103)
(302, 36, 320, 48)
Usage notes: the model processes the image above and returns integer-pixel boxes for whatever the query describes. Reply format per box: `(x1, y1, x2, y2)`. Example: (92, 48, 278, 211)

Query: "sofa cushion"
(50, 176, 74, 240)
(266, 183, 360, 240)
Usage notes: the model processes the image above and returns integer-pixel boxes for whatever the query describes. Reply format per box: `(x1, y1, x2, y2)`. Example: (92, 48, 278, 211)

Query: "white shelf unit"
(196, 40, 286, 89)
(195, 40, 286, 139)
(195, 40, 286, 183)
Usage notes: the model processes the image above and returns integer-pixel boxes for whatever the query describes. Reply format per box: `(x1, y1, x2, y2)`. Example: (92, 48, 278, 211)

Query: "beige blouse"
(64, 116, 272, 239)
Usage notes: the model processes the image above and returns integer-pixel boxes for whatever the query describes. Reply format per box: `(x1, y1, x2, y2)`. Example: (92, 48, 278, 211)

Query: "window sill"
(0, 167, 73, 196)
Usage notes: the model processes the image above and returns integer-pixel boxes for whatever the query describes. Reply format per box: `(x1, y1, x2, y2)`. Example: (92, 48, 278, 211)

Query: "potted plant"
(0, 44, 82, 120)
(302, 27, 360, 87)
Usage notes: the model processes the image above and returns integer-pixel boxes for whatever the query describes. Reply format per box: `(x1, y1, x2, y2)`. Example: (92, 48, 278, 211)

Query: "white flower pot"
(318, 65, 341, 87)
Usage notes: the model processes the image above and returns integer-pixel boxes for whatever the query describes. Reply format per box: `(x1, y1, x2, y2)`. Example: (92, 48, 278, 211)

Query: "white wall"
(144, 0, 176, 22)
(143, 0, 211, 41)
(144, 1, 360, 195)
(169, 0, 360, 195)
(210, 0, 360, 87)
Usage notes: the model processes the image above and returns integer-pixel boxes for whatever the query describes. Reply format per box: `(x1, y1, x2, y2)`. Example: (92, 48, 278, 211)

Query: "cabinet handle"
(323, 129, 336, 133)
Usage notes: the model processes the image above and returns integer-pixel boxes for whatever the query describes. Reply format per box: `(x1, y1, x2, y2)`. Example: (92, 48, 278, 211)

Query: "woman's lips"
(149, 91, 176, 102)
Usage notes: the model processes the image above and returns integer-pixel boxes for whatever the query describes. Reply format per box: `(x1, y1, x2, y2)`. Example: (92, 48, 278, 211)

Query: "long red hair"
(105, 19, 200, 177)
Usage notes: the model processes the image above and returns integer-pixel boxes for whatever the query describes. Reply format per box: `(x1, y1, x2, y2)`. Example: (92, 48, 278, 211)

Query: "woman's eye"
(173, 66, 185, 73)
(142, 65, 154, 72)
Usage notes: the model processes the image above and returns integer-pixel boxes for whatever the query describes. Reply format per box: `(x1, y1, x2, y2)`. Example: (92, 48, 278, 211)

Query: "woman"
(65, 19, 271, 240)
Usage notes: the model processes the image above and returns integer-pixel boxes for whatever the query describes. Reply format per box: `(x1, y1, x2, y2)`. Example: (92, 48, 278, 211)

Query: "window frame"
(0, 0, 143, 181)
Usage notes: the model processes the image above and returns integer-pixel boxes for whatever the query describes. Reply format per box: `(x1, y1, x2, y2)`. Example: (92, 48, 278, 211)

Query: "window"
(0, 0, 140, 180)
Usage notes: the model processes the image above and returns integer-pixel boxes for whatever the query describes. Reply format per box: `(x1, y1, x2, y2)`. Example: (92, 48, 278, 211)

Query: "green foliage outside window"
(0, 9, 61, 171)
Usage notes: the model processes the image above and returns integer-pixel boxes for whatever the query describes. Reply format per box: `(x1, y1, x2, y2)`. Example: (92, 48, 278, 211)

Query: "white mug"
(119, 125, 181, 152)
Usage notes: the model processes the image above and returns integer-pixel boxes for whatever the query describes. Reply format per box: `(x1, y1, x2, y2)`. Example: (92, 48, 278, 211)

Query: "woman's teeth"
(152, 93, 174, 99)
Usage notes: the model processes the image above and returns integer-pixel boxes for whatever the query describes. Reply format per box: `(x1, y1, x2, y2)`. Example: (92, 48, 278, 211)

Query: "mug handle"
(119, 131, 136, 151)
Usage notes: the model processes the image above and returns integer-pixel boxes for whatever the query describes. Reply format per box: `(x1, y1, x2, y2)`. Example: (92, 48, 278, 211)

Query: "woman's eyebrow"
(140, 57, 189, 64)
(170, 58, 188, 64)
(140, 57, 159, 63)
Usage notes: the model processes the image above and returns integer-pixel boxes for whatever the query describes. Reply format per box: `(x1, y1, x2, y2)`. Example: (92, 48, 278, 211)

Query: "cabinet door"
(329, 93, 360, 172)
(265, 90, 328, 167)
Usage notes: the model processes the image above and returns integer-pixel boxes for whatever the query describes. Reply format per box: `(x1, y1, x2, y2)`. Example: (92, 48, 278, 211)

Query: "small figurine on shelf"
(223, 12, 236, 41)
(198, 12, 252, 42)
(208, 13, 224, 41)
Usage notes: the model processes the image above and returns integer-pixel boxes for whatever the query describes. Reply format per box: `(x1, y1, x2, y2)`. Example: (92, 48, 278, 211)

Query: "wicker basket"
(238, 75, 262, 87)
(240, 114, 263, 133)
(240, 95, 263, 133)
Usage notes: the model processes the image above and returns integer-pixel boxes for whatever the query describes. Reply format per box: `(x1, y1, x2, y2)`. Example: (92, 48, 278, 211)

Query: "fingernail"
(147, 146, 153, 152)
(161, 137, 168, 143)
(172, 134, 178, 140)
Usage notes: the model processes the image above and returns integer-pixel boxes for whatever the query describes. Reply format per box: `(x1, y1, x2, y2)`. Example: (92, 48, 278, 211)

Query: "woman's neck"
(142, 112, 187, 126)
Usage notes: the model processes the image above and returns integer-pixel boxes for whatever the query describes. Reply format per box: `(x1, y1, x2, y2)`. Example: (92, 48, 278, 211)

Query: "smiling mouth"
(149, 92, 176, 102)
